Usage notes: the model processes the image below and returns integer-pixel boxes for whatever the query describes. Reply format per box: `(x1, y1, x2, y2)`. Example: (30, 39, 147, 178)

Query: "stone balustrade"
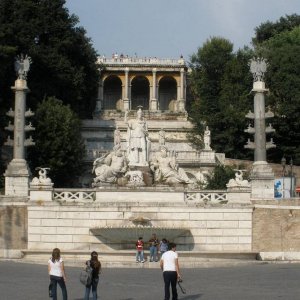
(47, 189, 230, 204)
(98, 57, 185, 66)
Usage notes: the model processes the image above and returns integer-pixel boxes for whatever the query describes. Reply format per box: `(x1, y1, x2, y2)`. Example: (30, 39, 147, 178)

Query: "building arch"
(103, 75, 122, 109)
(158, 76, 177, 111)
(131, 76, 150, 110)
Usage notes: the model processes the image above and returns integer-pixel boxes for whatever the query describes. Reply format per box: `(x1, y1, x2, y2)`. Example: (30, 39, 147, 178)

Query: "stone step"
(19, 250, 261, 268)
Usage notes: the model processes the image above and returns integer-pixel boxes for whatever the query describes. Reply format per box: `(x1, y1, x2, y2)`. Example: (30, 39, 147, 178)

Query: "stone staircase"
(20, 250, 262, 268)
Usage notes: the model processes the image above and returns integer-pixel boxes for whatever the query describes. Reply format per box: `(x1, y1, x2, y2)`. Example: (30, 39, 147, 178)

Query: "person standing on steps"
(148, 233, 159, 262)
(135, 237, 145, 263)
(160, 243, 181, 300)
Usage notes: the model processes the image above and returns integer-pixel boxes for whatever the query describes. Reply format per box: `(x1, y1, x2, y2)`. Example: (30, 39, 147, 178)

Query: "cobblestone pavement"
(1, 260, 300, 299)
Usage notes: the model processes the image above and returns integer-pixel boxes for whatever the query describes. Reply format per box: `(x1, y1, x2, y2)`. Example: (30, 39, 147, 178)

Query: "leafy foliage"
(256, 26, 300, 164)
(0, 0, 100, 117)
(205, 165, 235, 190)
(253, 14, 300, 45)
(0, 0, 100, 187)
(27, 97, 85, 187)
(188, 37, 254, 159)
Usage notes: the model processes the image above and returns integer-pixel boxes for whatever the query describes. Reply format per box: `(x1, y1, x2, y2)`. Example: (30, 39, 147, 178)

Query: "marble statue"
(203, 126, 211, 150)
(93, 145, 127, 184)
(125, 108, 150, 166)
(226, 170, 250, 188)
(125, 170, 145, 186)
(14, 54, 32, 80)
(150, 147, 193, 185)
(31, 167, 53, 186)
(249, 57, 267, 82)
(114, 126, 121, 146)
(158, 128, 166, 146)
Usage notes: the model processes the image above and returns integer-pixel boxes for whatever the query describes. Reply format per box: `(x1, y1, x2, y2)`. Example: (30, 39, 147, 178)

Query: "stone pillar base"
(250, 161, 274, 199)
(29, 186, 53, 201)
(4, 159, 30, 196)
(123, 98, 130, 111)
(150, 98, 158, 111)
(177, 99, 185, 112)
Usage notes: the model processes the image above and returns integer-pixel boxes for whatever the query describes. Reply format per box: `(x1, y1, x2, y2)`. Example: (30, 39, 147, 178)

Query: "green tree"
(28, 97, 85, 187)
(253, 14, 300, 45)
(0, 0, 100, 117)
(189, 37, 253, 159)
(0, 0, 100, 188)
(205, 165, 235, 190)
(256, 26, 300, 164)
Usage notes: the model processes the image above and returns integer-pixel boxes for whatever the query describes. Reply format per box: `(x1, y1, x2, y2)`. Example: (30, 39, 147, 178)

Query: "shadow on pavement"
(180, 294, 203, 299)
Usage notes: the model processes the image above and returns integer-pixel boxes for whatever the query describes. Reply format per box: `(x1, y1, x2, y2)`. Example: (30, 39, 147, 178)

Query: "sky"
(65, 0, 300, 60)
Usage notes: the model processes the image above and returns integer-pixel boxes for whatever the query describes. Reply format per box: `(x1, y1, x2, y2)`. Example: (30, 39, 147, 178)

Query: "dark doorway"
(158, 76, 177, 111)
(103, 76, 122, 109)
(131, 76, 149, 110)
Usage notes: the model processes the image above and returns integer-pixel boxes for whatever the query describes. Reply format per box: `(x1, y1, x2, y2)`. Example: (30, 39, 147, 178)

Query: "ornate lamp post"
(4, 54, 35, 196)
(281, 156, 286, 198)
(244, 57, 275, 199)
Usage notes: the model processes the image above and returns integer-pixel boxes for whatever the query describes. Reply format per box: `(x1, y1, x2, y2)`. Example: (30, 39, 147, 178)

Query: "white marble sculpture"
(204, 126, 212, 150)
(158, 128, 166, 146)
(31, 167, 53, 186)
(93, 145, 127, 184)
(125, 170, 145, 186)
(226, 170, 250, 188)
(114, 126, 121, 146)
(150, 147, 193, 185)
(125, 108, 150, 166)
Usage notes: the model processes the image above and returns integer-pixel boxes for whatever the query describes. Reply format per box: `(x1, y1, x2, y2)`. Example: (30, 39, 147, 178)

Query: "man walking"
(160, 242, 181, 300)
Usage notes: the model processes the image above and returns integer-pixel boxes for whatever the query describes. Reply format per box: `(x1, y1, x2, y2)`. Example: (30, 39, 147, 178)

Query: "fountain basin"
(90, 226, 190, 243)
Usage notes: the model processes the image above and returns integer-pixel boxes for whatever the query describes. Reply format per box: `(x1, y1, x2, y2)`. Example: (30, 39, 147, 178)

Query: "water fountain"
(90, 216, 190, 249)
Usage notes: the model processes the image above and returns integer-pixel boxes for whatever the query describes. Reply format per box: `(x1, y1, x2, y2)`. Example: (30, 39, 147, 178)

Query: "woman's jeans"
(149, 246, 158, 261)
(136, 250, 144, 261)
(84, 278, 99, 300)
(50, 275, 68, 300)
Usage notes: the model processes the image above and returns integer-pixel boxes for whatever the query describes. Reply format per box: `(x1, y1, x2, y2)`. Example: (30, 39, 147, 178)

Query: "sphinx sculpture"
(226, 170, 250, 188)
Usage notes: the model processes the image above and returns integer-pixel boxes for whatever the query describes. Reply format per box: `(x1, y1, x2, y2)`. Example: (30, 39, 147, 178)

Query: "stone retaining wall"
(27, 201, 252, 252)
(0, 205, 27, 251)
(253, 200, 300, 251)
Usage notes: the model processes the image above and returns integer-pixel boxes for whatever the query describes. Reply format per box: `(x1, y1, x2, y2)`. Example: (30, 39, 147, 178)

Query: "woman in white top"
(48, 248, 68, 300)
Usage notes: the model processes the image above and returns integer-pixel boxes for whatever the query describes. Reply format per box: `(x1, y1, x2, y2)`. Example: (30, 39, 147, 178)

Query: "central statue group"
(93, 108, 194, 187)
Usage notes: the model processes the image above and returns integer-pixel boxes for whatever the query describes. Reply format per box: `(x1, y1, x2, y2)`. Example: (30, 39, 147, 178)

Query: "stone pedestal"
(4, 159, 30, 196)
(227, 187, 251, 204)
(29, 185, 53, 201)
(250, 161, 274, 199)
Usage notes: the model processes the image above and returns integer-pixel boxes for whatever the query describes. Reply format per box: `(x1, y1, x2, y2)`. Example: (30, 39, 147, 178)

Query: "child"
(135, 237, 145, 263)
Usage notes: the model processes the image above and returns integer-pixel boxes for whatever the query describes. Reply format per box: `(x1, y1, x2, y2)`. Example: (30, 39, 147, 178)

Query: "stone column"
(246, 58, 275, 199)
(94, 79, 103, 114)
(123, 67, 130, 111)
(5, 79, 31, 196)
(177, 68, 186, 112)
(150, 68, 158, 111)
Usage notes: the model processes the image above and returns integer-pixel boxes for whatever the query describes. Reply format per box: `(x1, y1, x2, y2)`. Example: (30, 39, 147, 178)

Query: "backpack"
(79, 264, 93, 286)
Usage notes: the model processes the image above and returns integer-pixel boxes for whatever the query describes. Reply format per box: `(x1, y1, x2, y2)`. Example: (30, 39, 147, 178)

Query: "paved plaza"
(1, 260, 300, 299)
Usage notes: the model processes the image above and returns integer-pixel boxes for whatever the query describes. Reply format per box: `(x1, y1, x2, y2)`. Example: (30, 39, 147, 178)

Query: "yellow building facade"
(95, 56, 187, 115)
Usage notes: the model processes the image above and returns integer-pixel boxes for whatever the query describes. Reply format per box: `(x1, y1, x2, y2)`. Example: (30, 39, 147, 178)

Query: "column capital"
(152, 68, 157, 73)
(125, 67, 129, 73)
